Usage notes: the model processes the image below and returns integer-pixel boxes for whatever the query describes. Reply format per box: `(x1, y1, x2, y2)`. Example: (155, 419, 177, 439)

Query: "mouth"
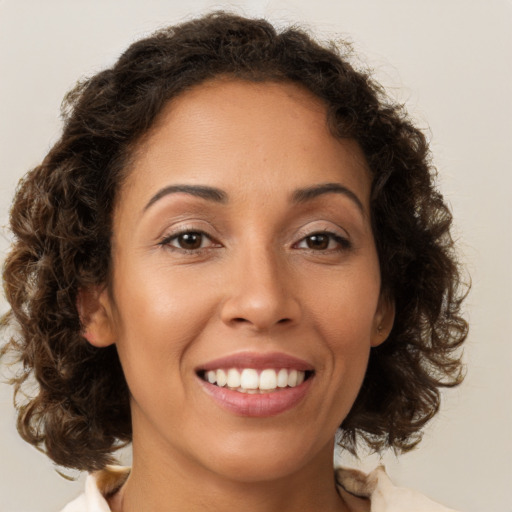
(195, 352, 315, 416)
(197, 367, 315, 394)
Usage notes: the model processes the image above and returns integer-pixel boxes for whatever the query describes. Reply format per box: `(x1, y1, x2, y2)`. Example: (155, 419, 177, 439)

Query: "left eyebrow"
(291, 183, 365, 214)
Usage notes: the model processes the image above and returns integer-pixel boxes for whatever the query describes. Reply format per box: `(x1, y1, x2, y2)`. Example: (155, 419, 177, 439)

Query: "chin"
(198, 429, 331, 484)
(209, 454, 306, 484)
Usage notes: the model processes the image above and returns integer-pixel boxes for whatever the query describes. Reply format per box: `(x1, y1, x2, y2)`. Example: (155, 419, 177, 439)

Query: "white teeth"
(204, 368, 308, 392)
(288, 369, 298, 387)
(216, 369, 227, 387)
(227, 368, 241, 388)
(259, 369, 277, 390)
(240, 369, 259, 389)
(277, 368, 288, 388)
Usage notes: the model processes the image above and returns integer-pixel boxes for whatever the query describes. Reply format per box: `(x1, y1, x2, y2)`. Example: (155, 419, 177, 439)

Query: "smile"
(196, 353, 315, 417)
(198, 368, 312, 393)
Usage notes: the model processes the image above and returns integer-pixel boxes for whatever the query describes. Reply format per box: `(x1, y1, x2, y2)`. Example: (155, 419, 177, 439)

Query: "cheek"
(308, 265, 380, 387)
(110, 266, 218, 394)
(113, 256, 216, 335)
(311, 272, 381, 341)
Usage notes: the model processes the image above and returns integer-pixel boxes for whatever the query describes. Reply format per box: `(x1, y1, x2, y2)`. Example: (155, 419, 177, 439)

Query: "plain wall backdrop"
(1, 1, 511, 511)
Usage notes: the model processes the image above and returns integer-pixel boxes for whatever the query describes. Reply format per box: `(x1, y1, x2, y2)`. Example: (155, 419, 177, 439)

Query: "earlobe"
(76, 286, 116, 347)
(371, 294, 395, 347)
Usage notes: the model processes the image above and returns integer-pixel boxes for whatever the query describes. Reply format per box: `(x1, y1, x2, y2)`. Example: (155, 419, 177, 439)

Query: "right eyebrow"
(143, 184, 228, 212)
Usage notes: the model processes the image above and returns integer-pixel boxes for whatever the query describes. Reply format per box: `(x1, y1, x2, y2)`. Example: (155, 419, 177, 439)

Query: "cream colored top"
(60, 465, 459, 512)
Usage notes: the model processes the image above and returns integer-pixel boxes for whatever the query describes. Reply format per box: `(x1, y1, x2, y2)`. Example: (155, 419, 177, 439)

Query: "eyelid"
(159, 229, 212, 246)
(294, 231, 351, 250)
(291, 222, 352, 252)
(157, 219, 218, 241)
(157, 225, 222, 252)
(293, 222, 350, 242)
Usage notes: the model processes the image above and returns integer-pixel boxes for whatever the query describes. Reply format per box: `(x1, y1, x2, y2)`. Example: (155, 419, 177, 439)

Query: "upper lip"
(196, 351, 314, 372)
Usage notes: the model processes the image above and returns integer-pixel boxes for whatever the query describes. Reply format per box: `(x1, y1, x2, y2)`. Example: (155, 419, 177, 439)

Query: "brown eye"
(160, 230, 217, 251)
(296, 232, 351, 251)
(305, 234, 330, 250)
(176, 232, 204, 250)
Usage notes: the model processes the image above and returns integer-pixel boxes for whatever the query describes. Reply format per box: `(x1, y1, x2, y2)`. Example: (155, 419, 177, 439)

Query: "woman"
(0, 12, 467, 512)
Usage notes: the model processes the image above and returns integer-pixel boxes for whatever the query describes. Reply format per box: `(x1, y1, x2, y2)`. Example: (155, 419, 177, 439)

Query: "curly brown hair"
(1, 12, 468, 472)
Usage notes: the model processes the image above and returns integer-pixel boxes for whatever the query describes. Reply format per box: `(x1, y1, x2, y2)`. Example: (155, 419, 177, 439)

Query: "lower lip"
(199, 378, 313, 417)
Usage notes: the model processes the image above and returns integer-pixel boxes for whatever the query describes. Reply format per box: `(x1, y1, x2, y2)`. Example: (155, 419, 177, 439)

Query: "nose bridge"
(221, 241, 299, 330)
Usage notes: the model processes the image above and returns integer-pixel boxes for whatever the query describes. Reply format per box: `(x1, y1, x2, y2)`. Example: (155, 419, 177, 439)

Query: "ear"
(76, 285, 116, 347)
(370, 293, 395, 347)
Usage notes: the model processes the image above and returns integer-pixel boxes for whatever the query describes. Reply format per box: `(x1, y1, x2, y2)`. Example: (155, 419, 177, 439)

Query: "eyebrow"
(144, 184, 228, 211)
(143, 182, 364, 215)
(291, 183, 365, 214)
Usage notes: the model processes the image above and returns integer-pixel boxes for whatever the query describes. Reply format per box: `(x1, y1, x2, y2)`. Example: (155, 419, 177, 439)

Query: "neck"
(113, 436, 350, 512)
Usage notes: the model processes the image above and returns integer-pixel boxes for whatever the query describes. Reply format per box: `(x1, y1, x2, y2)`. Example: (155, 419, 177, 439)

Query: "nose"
(220, 247, 301, 331)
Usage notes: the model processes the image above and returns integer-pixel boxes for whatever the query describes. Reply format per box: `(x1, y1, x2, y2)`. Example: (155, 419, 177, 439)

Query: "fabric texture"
(60, 465, 459, 512)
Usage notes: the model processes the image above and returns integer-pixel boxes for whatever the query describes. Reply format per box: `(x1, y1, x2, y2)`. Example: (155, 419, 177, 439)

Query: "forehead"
(158, 77, 328, 124)
(138, 78, 331, 160)
(122, 79, 371, 206)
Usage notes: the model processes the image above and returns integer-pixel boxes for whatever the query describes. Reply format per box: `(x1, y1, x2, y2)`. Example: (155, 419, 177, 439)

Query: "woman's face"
(92, 79, 393, 482)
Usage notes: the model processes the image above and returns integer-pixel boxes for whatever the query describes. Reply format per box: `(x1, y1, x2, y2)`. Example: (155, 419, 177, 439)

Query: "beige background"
(1, 1, 511, 511)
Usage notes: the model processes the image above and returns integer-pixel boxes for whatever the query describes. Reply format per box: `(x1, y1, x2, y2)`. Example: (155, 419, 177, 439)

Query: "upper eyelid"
(290, 222, 353, 252)
(158, 231, 223, 256)
(293, 231, 350, 248)
(161, 228, 217, 242)
(159, 221, 219, 240)
(156, 220, 350, 244)
(298, 230, 347, 240)
(293, 222, 350, 241)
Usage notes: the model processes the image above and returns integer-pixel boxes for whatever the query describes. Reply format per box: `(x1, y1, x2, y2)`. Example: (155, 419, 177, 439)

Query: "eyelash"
(158, 229, 219, 254)
(294, 231, 352, 252)
(158, 228, 351, 255)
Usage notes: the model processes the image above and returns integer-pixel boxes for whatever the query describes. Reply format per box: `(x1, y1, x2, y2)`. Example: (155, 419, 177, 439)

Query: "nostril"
(230, 317, 291, 326)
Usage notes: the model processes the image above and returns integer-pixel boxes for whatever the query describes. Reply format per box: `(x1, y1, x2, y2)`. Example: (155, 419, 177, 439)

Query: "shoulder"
(61, 464, 458, 512)
(335, 465, 460, 512)
(60, 466, 130, 512)
(60, 494, 89, 512)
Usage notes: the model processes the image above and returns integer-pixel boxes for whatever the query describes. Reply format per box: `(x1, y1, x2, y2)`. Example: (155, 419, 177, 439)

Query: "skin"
(84, 79, 394, 512)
